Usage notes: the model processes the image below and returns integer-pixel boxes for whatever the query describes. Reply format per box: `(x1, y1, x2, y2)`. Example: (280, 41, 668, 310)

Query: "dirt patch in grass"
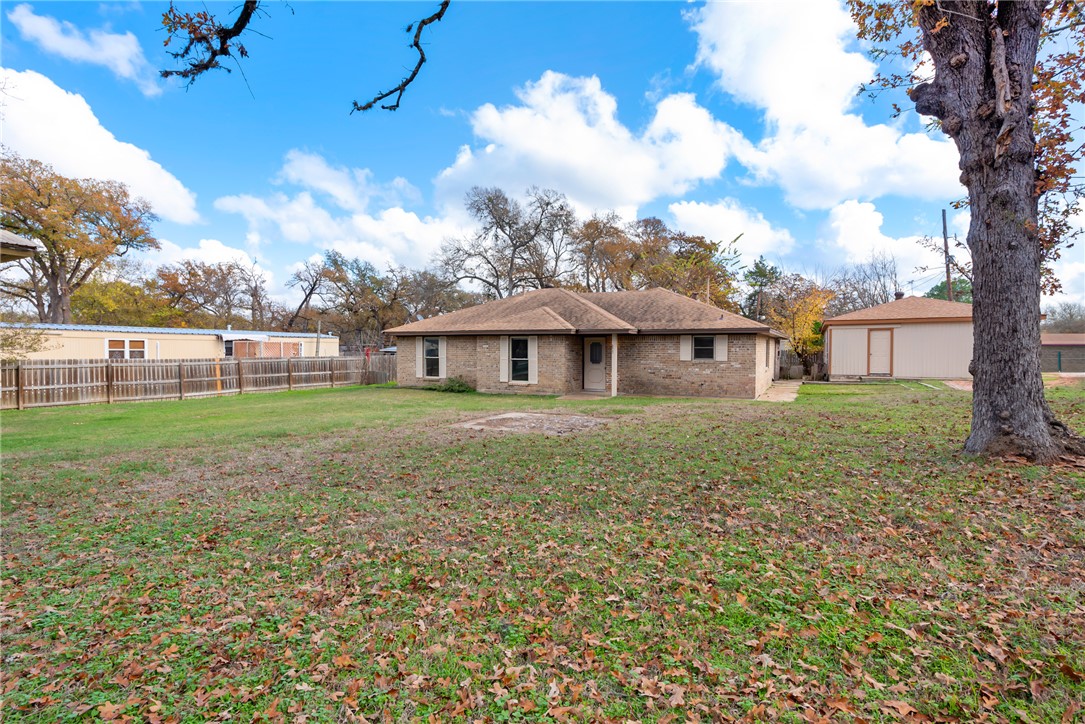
(453, 411, 613, 434)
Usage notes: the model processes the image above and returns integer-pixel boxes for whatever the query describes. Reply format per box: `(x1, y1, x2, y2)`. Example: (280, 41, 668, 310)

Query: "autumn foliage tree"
(765, 274, 835, 377)
(850, 0, 1085, 461)
(0, 154, 159, 324)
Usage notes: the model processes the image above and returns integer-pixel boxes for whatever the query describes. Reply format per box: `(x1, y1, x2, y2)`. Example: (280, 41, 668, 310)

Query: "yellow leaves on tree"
(765, 274, 834, 374)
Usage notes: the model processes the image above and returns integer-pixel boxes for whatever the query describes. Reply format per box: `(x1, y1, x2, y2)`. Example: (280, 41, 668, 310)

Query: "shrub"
(428, 376, 475, 393)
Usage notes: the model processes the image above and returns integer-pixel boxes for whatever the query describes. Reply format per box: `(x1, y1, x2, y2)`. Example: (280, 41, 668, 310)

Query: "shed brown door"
(583, 338, 606, 392)
(868, 329, 892, 376)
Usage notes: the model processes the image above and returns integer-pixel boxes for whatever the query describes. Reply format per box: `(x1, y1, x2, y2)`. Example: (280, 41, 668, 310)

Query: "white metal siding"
(829, 322, 972, 378)
(893, 322, 972, 378)
(830, 328, 868, 376)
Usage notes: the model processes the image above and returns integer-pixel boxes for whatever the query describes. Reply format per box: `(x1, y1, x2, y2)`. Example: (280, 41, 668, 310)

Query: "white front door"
(868, 329, 892, 375)
(583, 338, 606, 392)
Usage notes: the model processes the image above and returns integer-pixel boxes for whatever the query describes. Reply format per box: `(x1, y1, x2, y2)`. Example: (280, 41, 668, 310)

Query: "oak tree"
(439, 187, 577, 298)
(0, 154, 159, 324)
(850, 0, 1085, 460)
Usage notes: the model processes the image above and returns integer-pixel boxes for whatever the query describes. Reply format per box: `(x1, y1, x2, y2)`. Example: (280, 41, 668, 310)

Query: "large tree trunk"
(912, 0, 1083, 462)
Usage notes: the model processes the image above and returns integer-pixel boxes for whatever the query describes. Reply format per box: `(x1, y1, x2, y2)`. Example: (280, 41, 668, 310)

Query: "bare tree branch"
(352, 0, 450, 113)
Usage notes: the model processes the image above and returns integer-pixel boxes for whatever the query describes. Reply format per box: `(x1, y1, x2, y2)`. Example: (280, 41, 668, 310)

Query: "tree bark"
(912, 0, 1083, 461)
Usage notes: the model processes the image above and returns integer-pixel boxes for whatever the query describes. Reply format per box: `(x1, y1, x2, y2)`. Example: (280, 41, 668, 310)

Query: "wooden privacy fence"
(1, 355, 397, 410)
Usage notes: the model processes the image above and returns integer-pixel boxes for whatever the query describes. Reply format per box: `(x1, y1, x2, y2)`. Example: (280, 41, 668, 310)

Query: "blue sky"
(2, 1, 1082, 306)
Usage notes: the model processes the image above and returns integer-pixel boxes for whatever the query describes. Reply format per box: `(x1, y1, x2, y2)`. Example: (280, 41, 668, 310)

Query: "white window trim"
(501, 335, 538, 385)
(680, 334, 728, 362)
(418, 336, 445, 379)
(105, 338, 149, 360)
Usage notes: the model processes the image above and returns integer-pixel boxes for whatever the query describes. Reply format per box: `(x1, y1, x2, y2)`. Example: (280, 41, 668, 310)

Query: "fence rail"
(1, 355, 396, 411)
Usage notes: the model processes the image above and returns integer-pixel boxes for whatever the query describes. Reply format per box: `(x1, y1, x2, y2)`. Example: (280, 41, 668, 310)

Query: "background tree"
(573, 213, 630, 292)
(635, 231, 742, 312)
(740, 256, 783, 322)
(439, 186, 576, 298)
(395, 267, 480, 322)
(925, 277, 974, 303)
(152, 260, 266, 329)
(850, 0, 1085, 461)
(285, 258, 330, 332)
(1, 154, 158, 324)
(1041, 301, 1085, 333)
(70, 260, 170, 326)
(765, 274, 835, 377)
(826, 252, 901, 316)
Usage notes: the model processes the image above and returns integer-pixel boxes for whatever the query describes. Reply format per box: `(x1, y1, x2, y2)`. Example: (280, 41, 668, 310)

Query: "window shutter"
(415, 337, 423, 378)
(715, 335, 728, 362)
(438, 337, 447, 379)
(679, 335, 692, 361)
(499, 336, 509, 382)
(527, 336, 538, 384)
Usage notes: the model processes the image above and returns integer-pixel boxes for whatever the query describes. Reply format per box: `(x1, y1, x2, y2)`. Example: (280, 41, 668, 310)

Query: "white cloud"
(688, 0, 963, 209)
(668, 198, 795, 266)
(6, 3, 160, 96)
(0, 68, 199, 224)
(216, 152, 467, 270)
(436, 71, 747, 216)
(823, 200, 945, 288)
(277, 150, 420, 213)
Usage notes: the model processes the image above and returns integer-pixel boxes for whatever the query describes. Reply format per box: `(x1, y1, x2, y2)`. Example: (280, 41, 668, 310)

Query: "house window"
(224, 340, 234, 357)
(510, 337, 530, 382)
(423, 337, 441, 378)
(107, 339, 145, 360)
(589, 341, 603, 365)
(693, 336, 715, 360)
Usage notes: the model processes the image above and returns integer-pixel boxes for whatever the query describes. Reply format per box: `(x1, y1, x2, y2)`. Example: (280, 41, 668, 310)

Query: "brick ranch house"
(385, 287, 786, 398)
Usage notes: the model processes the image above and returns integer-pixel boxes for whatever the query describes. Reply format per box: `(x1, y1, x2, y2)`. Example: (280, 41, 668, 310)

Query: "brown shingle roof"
(580, 288, 771, 332)
(1041, 333, 1085, 346)
(385, 287, 782, 337)
(823, 296, 973, 326)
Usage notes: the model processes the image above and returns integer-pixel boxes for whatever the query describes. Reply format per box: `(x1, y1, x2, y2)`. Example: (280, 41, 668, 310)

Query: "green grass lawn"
(2, 382, 1083, 722)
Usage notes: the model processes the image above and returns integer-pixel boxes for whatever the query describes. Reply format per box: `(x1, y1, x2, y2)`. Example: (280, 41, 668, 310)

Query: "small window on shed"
(128, 340, 146, 359)
(107, 340, 126, 360)
(693, 336, 715, 360)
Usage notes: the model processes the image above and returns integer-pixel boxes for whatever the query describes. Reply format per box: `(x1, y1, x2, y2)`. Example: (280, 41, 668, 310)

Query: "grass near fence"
(2, 381, 1084, 722)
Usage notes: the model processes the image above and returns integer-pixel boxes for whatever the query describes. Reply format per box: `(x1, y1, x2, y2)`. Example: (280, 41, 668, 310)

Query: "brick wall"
(473, 335, 579, 395)
(396, 333, 771, 398)
(616, 334, 763, 398)
(395, 335, 580, 395)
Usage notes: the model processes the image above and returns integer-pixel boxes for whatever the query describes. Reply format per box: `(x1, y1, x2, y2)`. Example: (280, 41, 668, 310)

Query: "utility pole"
(942, 209, 954, 302)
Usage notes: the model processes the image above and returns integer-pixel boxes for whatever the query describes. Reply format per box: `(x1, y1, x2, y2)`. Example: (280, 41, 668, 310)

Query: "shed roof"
(1041, 333, 1085, 346)
(823, 296, 973, 326)
(385, 287, 783, 337)
(0, 322, 336, 339)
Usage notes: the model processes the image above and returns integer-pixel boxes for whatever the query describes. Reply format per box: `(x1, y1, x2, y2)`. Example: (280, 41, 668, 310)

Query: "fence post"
(106, 360, 114, 404)
(178, 361, 186, 400)
(329, 358, 336, 388)
(237, 359, 245, 394)
(16, 362, 25, 410)
(287, 357, 294, 391)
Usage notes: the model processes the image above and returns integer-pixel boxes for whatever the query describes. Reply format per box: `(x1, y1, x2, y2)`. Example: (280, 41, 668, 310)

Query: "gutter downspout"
(611, 333, 618, 398)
